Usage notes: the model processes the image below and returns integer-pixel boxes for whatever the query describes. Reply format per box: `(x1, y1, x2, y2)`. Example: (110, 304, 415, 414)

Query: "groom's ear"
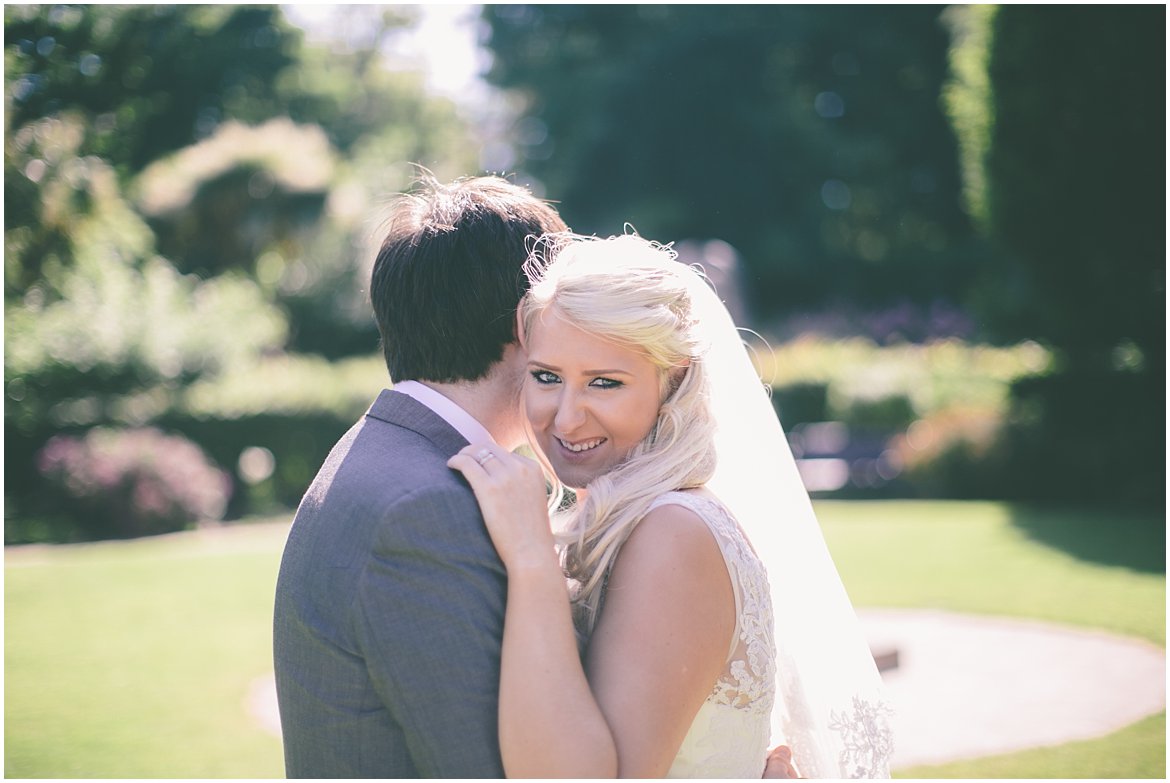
(515, 308, 528, 349)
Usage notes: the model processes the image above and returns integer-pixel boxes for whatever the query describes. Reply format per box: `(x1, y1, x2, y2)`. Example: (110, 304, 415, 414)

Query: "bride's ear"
(664, 360, 690, 401)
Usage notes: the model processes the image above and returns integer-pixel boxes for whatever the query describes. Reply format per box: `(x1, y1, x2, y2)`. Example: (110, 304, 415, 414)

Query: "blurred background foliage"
(485, 5, 979, 316)
(4, 4, 1164, 544)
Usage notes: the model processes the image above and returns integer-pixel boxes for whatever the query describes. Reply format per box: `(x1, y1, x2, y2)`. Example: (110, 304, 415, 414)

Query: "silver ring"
(475, 450, 496, 466)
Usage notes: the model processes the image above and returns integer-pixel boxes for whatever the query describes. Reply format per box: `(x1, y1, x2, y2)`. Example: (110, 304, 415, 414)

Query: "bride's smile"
(523, 308, 662, 490)
(557, 436, 606, 452)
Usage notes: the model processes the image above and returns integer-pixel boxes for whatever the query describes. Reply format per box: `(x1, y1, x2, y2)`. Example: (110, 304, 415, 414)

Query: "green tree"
(4, 5, 483, 536)
(5, 5, 298, 173)
(133, 22, 482, 357)
(2, 129, 288, 534)
(6, 4, 479, 358)
(4, 5, 300, 294)
(944, 5, 1164, 506)
(483, 5, 977, 323)
(984, 6, 1162, 370)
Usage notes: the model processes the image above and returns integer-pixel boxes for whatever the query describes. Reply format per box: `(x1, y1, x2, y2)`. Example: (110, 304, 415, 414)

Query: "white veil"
(685, 265, 895, 778)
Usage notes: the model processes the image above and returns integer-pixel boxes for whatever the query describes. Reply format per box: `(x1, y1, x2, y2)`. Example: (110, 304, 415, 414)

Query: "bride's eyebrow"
(527, 359, 633, 376)
(582, 368, 633, 376)
(528, 358, 631, 374)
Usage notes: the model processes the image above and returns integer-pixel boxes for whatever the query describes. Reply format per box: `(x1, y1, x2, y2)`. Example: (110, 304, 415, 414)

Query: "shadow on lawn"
(1008, 505, 1166, 575)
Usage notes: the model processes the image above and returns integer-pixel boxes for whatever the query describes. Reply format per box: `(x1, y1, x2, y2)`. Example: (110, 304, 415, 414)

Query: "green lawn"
(817, 500, 1165, 646)
(902, 712, 1166, 779)
(5, 501, 1165, 778)
(5, 520, 289, 778)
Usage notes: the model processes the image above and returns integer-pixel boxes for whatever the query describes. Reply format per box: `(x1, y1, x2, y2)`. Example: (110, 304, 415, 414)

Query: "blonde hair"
(520, 233, 719, 637)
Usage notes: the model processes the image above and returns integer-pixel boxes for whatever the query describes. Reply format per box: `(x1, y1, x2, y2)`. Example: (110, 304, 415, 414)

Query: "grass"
(5, 519, 289, 778)
(816, 500, 1165, 645)
(4, 501, 1164, 778)
(900, 712, 1166, 779)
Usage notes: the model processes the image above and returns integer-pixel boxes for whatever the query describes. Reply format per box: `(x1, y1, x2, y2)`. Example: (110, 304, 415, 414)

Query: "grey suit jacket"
(273, 389, 507, 778)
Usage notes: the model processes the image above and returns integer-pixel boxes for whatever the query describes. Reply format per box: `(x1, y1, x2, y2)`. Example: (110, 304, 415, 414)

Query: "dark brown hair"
(370, 174, 568, 382)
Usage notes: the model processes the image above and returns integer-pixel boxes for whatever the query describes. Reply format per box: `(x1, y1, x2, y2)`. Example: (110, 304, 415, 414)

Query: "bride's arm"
(449, 445, 617, 778)
(583, 503, 735, 776)
(449, 446, 733, 778)
(498, 554, 617, 777)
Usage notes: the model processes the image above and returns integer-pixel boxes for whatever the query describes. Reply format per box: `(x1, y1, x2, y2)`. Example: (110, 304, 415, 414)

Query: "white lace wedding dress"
(646, 491, 776, 779)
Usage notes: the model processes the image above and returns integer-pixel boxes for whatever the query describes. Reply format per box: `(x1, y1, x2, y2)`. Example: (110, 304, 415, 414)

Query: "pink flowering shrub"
(37, 427, 232, 539)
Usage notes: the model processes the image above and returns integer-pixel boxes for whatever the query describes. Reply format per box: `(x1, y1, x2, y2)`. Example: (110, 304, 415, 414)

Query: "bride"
(450, 232, 892, 778)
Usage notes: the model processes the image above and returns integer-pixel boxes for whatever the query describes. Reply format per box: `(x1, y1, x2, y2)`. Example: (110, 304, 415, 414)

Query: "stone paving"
(858, 608, 1166, 770)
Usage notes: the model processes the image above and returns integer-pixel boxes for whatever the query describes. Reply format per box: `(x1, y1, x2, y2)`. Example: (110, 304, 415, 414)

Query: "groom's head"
(371, 173, 568, 383)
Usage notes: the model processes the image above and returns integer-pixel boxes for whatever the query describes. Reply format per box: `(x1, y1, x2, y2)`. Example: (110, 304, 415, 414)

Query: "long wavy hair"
(520, 233, 720, 638)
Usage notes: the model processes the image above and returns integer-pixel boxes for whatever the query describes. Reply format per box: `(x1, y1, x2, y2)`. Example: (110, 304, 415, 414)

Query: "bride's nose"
(553, 388, 587, 433)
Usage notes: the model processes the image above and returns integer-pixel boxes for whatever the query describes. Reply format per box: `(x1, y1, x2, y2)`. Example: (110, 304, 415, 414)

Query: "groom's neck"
(423, 378, 525, 450)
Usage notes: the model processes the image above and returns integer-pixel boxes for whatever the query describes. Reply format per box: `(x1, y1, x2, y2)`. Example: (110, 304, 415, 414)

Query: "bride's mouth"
(556, 436, 606, 454)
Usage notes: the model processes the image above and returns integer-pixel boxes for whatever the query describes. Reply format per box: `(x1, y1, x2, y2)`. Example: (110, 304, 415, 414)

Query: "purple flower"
(36, 427, 232, 538)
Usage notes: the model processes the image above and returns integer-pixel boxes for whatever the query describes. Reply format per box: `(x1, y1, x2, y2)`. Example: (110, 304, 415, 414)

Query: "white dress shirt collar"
(391, 380, 496, 447)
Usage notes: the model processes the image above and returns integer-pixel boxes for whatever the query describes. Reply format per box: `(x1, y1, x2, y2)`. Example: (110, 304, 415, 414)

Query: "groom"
(272, 174, 568, 777)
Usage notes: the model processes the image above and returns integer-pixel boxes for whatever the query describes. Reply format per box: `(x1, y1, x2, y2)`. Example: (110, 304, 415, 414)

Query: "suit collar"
(366, 389, 470, 456)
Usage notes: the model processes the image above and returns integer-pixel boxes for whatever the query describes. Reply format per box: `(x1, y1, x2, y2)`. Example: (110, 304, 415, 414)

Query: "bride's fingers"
(450, 444, 498, 470)
(448, 446, 515, 495)
(447, 448, 492, 487)
(449, 445, 545, 502)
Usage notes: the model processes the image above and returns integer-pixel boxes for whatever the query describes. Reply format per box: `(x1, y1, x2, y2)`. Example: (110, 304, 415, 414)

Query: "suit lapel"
(365, 389, 471, 456)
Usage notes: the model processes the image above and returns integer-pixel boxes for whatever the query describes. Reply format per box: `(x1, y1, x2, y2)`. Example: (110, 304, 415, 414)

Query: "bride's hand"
(448, 444, 557, 572)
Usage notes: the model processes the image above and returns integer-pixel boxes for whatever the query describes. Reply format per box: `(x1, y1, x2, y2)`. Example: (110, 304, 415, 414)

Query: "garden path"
(248, 608, 1166, 770)
(858, 608, 1166, 769)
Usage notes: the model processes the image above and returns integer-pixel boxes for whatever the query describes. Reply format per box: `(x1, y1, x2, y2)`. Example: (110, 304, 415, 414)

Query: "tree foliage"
(4, 5, 481, 538)
(982, 6, 1164, 370)
(483, 5, 977, 322)
(5, 5, 297, 172)
(944, 5, 1165, 507)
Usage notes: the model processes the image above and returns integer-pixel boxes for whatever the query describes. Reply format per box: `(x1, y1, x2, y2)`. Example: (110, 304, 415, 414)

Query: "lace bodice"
(646, 491, 776, 778)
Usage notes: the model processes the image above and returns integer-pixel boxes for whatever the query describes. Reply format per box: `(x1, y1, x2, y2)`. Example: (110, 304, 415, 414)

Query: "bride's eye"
(589, 377, 622, 389)
(530, 370, 560, 385)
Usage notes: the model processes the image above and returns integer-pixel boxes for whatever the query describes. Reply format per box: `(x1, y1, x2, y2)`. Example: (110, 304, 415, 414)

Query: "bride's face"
(522, 308, 662, 490)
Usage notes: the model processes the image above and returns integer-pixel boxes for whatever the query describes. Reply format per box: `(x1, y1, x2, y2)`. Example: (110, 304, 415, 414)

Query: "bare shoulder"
(585, 496, 738, 776)
(591, 496, 736, 706)
(608, 497, 727, 590)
